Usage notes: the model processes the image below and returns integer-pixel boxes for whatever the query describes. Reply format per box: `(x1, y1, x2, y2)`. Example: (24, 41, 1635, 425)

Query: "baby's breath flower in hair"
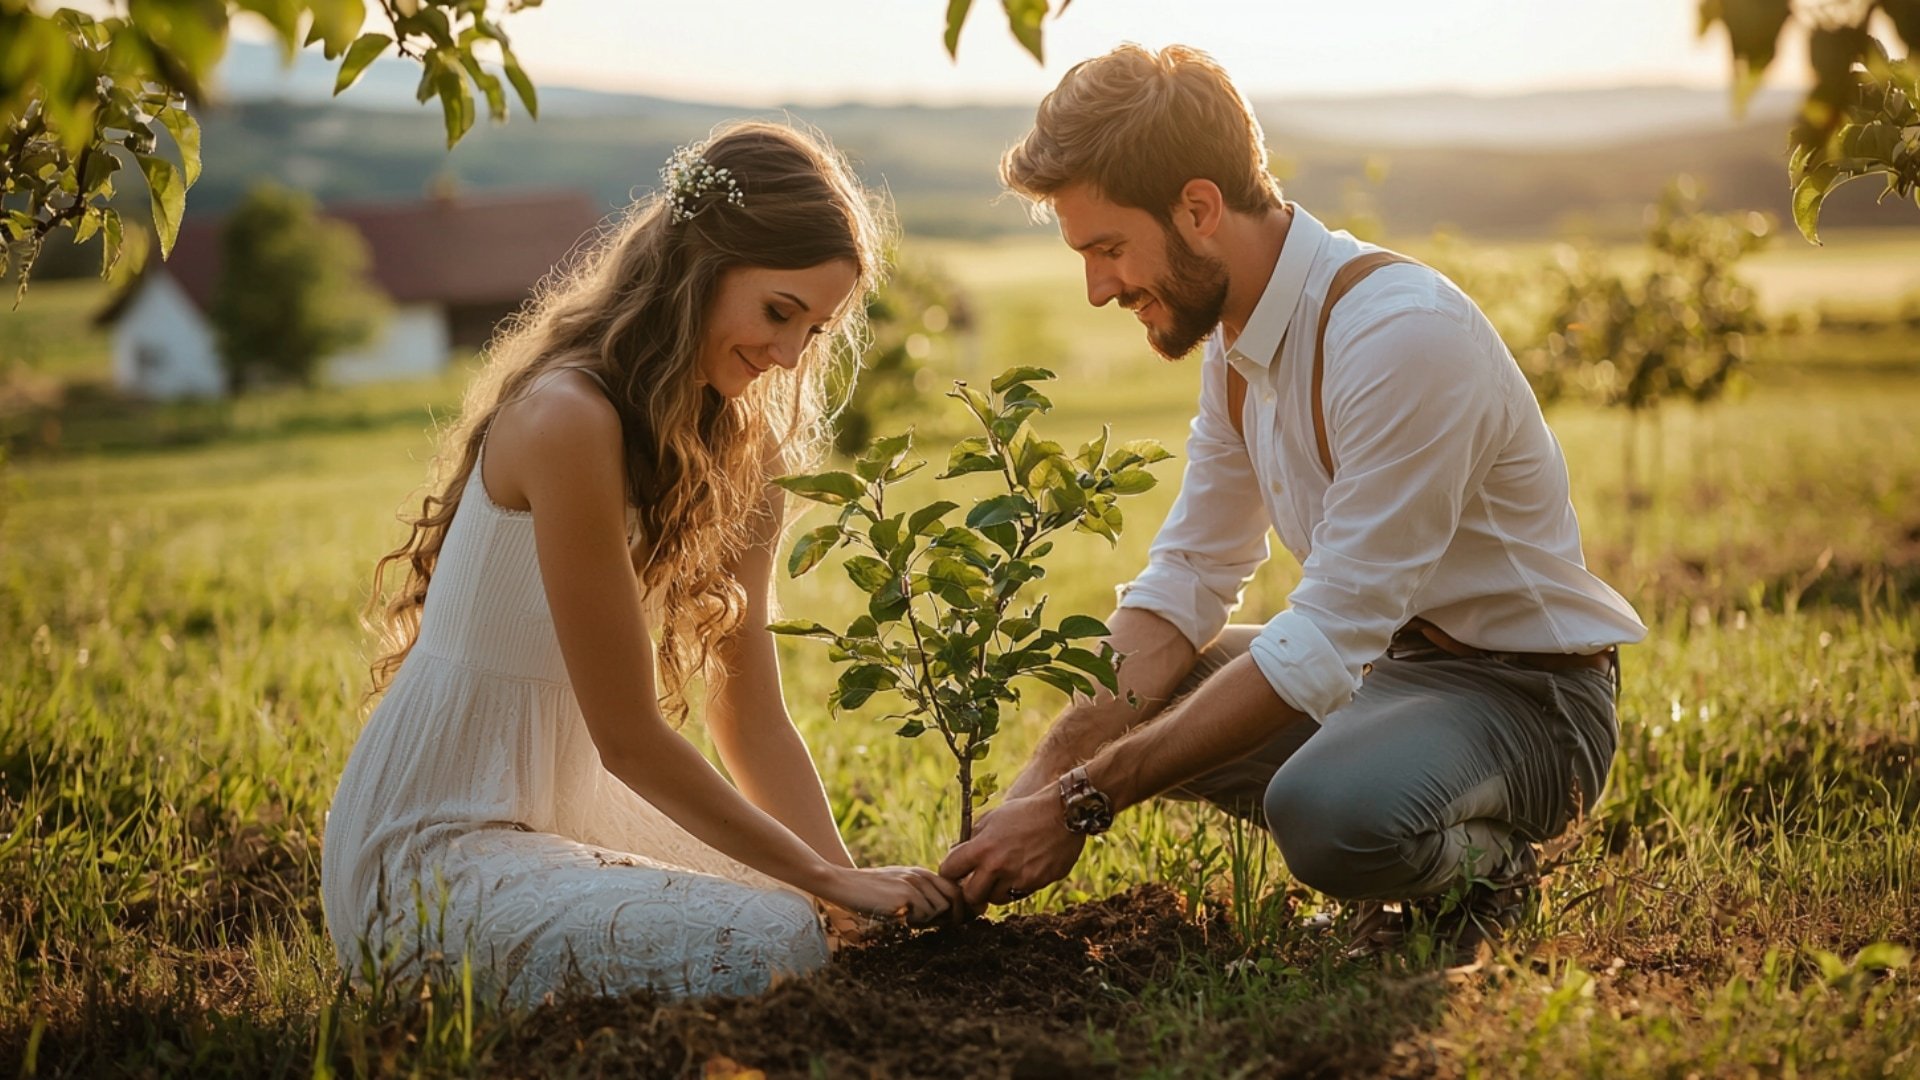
(660, 143, 746, 223)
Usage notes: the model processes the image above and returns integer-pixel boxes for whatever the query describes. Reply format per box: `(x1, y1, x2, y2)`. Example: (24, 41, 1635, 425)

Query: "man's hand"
(939, 790, 1086, 914)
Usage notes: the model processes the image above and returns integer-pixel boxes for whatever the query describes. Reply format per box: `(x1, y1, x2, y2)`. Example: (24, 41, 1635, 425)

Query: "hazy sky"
(479, 0, 1806, 106)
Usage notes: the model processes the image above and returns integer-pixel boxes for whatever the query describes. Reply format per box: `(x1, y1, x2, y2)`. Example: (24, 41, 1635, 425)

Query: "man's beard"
(1120, 226, 1230, 360)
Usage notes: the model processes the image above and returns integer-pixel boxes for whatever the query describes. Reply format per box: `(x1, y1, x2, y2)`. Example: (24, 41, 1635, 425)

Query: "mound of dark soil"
(491, 885, 1230, 1079)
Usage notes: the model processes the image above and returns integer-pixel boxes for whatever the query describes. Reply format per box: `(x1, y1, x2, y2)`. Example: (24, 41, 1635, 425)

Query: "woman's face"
(698, 260, 860, 399)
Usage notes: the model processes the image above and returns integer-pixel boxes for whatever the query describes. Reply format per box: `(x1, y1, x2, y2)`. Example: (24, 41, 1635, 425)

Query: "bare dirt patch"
(490, 885, 1232, 1080)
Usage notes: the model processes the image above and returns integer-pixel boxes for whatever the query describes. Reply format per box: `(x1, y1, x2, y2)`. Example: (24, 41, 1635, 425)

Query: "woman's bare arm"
(706, 482, 857, 870)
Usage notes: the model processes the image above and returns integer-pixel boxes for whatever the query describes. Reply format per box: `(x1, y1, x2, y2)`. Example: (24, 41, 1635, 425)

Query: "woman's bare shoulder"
(484, 368, 624, 511)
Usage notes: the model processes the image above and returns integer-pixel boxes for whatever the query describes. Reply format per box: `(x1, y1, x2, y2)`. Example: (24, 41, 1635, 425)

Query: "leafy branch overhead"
(1700, 0, 1920, 241)
(770, 366, 1169, 844)
(1, 0, 541, 296)
(0, 0, 1074, 299)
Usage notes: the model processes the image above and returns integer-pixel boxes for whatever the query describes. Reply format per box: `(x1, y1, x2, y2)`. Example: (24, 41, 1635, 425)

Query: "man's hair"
(1001, 44, 1283, 223)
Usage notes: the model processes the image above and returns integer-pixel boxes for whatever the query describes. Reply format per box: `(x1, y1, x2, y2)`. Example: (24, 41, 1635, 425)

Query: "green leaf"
(1107, 467, 1159, 495)
(886, 459, 928, 483)
(1057, 615, 1110, 639)
(991, 364, 1056, 393)
(499, 43, 539, 119)
(73, 208, 103, 245)
(79, 142, 123, 199)
(908, 500, 960, 536)
(1109, 439, 1174, 467)
(134, 152, 185, 259)
(843, 555, 895, 593)
(398, 6, 456, 48)
(1056, 645, 1120, 692)
(773, 471, 865, 506)
(869, 577, 911, 622)
(1036, 468, 1088, 514)
(154, 107, 201, 186)
(966, 494, 1034, 529)
(943, 0, 973, 59)
(458, 49, 509, 122)
(786, 524, 842, 578)
(896, 717, 927, 737)
(1839, 121, 1904, 164)
(304, 0, 366, 57)
(940, 450, 1003, 479)
(981, 521, 1020, 555)
(928, 556, 989, 591)
(834, 687, 879, 712)
(1702, 0, 1791, 113)
(1031, 667, 1094, 699)
(766, 618, 835, 638)
(839, 663, 900, 691)
(1000, 616, 1039, 641)
(1076, 425, 1111, 471)
(334, 33, 392, 97)
(1790, 163, 1860, 244)
(856, 431, 913, 480)
(100, 211, 126, 277)
(951, 384, 994, 424)
(1001, 0, 1049, 64)
(869, 513, 905, 555)
(434, 62, 475, 148)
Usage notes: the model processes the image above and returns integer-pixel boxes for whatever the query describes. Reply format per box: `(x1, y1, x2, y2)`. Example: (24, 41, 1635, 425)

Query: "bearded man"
(940, 44, 1646, 955)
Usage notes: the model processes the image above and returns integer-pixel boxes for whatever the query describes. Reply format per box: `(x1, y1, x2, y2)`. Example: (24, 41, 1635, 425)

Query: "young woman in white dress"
(320, 122, 958, 1004)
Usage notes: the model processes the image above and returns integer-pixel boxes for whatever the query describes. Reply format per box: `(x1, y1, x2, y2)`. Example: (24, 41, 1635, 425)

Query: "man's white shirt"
(1117, 205, 1647, 722)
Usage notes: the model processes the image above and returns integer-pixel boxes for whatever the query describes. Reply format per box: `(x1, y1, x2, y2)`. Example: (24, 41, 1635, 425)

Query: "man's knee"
(1264, 768, 1396, 899)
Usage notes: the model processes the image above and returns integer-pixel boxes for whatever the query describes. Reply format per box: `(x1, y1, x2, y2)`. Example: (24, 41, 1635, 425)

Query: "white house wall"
(112, 273, 225, 400)
(326, 304, 450, 385)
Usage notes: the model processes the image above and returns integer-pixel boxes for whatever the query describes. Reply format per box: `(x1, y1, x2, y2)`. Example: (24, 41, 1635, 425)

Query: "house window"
(135, 344, 167, 377)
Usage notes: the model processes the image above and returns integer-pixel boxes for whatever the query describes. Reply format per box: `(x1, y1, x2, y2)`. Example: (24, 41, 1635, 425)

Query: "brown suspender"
(1226, 251, 1419, 477)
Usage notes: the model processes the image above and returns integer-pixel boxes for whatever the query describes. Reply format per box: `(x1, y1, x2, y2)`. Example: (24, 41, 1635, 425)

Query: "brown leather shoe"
(1313, 845, 1542, 965)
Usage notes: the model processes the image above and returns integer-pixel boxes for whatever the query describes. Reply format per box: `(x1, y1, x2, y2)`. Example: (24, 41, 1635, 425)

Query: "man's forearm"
(1006, 607, 1199, 799)
(1087, 653, 1307, 812)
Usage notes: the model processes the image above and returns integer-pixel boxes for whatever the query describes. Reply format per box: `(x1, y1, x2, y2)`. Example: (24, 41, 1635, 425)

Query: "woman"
(321, 122, 958, 1005)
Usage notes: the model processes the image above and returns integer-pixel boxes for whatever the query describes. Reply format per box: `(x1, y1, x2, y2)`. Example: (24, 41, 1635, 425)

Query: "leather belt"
(1394, 618, 1617, 676)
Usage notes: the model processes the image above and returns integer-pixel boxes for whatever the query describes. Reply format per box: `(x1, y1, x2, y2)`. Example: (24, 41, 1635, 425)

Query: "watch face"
(1066, 792, 1115, 835)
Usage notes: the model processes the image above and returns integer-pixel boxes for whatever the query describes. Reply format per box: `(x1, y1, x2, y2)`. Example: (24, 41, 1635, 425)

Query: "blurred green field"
(2, 233, 1917, 1076)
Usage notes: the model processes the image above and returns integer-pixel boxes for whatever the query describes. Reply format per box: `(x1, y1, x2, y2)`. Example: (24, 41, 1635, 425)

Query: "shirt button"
(1269, 479, 1283, 495)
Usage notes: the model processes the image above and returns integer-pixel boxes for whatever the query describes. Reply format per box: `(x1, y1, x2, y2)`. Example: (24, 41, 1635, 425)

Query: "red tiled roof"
(118, 188, 606, 317)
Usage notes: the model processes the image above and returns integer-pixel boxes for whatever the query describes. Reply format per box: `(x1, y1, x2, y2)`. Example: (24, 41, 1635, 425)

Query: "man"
(940, 44, 1645, 952)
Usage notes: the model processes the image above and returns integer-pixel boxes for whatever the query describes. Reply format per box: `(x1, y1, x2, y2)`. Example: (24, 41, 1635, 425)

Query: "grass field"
(2, 231, 1917, 1077)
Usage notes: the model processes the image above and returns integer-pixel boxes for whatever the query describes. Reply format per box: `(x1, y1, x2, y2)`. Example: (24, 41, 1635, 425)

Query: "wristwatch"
(1058, 765, 1115, 836)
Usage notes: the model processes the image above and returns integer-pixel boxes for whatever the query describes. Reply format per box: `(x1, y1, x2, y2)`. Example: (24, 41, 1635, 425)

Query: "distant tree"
(832, 259, 970, 456)
(210, 182, 387, 393)
(1521, 179, 1772, 521)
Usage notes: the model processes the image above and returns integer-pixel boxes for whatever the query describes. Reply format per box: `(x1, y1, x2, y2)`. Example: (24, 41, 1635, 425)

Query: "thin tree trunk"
(1622, 408, 1640, 556)
(957, 755, 974, 844)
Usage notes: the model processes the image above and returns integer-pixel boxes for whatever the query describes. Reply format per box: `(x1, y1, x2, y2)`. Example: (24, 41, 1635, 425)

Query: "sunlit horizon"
(226, 0, 1813, 108)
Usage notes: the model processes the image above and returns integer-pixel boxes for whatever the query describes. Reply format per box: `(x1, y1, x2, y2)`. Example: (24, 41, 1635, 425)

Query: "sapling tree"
(768, 367, 1170, 843)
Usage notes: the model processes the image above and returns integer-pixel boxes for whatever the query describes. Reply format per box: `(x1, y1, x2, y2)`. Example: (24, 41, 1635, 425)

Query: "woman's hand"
(814, 864, 962, 927)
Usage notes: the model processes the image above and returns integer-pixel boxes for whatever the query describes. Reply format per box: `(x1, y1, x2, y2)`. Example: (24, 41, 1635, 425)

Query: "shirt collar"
(1225, 203, 1327, 371)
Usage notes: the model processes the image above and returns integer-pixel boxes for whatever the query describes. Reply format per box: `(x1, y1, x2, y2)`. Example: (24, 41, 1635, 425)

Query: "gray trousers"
(1166, 627, 1618, 901)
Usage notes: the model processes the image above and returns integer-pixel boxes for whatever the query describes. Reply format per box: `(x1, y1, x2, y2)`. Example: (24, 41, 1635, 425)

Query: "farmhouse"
(99, 189, 604, 399)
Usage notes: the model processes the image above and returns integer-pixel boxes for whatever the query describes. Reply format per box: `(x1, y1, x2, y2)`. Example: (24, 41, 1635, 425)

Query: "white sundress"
(319, 446, 829, 1004)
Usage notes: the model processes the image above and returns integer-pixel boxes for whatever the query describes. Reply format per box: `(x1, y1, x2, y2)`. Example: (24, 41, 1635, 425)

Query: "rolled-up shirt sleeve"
(1249, 302, 1513, 721)
(1117, 353, 1270, 650)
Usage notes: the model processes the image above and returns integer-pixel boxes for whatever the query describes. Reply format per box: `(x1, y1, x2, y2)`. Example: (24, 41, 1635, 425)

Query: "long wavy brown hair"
(367, 121, 887, 721)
